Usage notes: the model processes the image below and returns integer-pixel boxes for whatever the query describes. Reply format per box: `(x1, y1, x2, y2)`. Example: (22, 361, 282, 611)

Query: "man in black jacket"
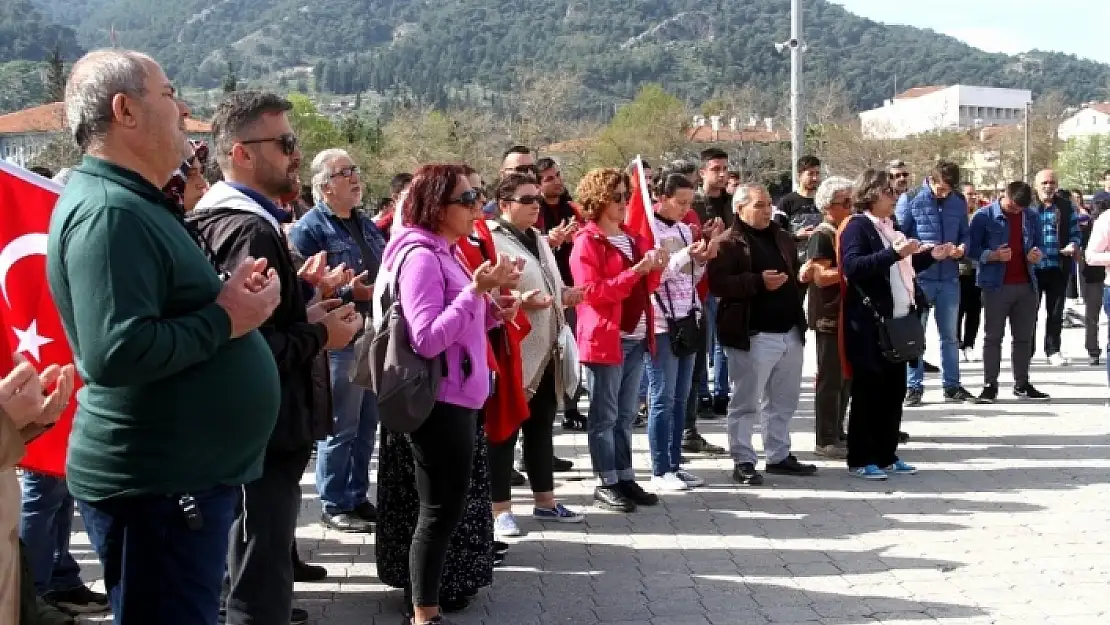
(188, 91, 360, 625)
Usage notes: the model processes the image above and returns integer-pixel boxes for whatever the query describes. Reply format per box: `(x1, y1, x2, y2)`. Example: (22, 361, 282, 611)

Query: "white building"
(1057, 103, 1110, 141)
(860, 85, 1032, 140)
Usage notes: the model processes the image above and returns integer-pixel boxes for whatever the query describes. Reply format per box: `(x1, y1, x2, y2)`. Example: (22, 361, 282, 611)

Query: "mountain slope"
(1, 0, 82, 63)
(29, 0, 1110, 115)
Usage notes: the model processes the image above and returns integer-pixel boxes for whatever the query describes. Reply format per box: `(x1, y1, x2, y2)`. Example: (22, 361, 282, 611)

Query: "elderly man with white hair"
(799, 176, 854, 459)
(707, 184, 817, 487)
(288, 148, 384, 534)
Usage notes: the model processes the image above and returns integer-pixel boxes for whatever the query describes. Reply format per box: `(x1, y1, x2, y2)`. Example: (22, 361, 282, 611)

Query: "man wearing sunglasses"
(483, 145, 537, 218)
(895, 160, 975, 406)
(290, 148, 386, 535)
(190, 91, 362, 625)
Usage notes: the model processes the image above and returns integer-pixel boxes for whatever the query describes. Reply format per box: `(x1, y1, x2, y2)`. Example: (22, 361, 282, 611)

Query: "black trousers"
(490, 365, 556, 502)
(957, 274, 982, 349)
(846, 357, 906, 470)
(814, 332, 850, 447)
(225, 446, 313, 625)
(409, 402, 477, 607)
(684, 320, 709, 434)
(1033, 267, 1068, 357)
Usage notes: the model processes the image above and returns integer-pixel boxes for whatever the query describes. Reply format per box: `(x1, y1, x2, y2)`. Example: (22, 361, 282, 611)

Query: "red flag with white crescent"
(0, 161, 78, 477)
(623, 155, 660, 249)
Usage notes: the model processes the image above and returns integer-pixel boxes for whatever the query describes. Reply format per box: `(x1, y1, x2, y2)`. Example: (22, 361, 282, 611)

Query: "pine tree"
(353, 92, 362, 110)
(222, 60, 239, 94)
(45, 41, 66, 103)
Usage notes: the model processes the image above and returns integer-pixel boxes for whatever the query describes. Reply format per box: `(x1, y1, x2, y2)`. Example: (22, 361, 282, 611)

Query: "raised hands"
(0, 353, 75, 430)
(217, 257, 281, 338)
(546, 219, 579, 248)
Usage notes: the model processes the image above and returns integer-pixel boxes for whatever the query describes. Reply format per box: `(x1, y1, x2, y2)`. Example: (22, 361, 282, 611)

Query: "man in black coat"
(188, 91, 361, 625)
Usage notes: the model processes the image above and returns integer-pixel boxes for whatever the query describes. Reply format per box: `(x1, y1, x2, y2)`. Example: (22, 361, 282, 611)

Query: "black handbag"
(852, 283, 925, 363)
(654, 230, 702, 358)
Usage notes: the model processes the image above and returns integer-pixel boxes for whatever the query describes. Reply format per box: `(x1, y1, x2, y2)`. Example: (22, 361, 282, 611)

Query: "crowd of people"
(2, 46, 1110, 625)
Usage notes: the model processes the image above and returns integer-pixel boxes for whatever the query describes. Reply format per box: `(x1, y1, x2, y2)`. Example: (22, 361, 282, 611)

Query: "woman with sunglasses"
(570, 168, 667, 513)
(162, 140, 210, 213)
(485, 172, 586, 537)
(838, 169, 949, 480)
(373, 163, 519, 625)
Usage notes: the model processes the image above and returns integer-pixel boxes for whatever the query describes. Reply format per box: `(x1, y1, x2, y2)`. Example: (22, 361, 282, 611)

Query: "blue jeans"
(907, 279, 961, 391)
(19, 472, 83, 594)
(585, 339, 646, 485)
(705, 296, 729, 399)
(1103, 286, 1110, 386)
(79, 485, 237, 625)
(645, 334, 695, 476)
(316, 347, 379, 514)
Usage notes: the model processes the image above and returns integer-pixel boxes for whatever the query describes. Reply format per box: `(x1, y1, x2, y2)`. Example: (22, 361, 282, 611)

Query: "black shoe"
(976, 385, 998, 404)
(552, 456, 574, 472)
(765, 454, 818, 476)
(1013, 383, 1050, 401)
(711, 396, 729, 416)
(594, 485, 636, 512)
(321, 512, 373, 533)
(35, 598, 76, 624)
(43, 586, 109, 615)
(293, 556, 328, 582)
(903, 388, 924, 407)
(923, 360, 940, 373)
(441, 595, 471, 613)
(353, 500, 378, 522)
(898, 431, 910, 444)
(1091, 355, 1101, 367)
(632, 414, 647, 428)
(681, 432, 726, 455)
(732, 462, 764, 486)
(562, 407, 586, 431)
(617, 480, 659, 506)
(510, 469, 526, 486)
(290, 608, 309, 624)
(943, 386, 974, 402)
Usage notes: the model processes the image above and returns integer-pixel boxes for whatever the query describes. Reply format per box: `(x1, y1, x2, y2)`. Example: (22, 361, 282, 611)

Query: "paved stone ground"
(75, 315, 1110, 625)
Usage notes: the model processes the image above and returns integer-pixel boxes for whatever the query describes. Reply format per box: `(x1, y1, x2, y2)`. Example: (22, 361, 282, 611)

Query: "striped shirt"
(608, 234, 647, 339)
(650, 219, 705, 334)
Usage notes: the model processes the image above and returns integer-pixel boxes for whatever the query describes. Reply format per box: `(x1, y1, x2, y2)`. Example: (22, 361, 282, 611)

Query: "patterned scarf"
(866, 213, 916, 303)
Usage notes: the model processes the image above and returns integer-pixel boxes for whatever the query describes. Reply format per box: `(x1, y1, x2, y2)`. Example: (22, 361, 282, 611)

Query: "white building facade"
(1057, 104, 1110, 141)
(860, 85, 1032, 140)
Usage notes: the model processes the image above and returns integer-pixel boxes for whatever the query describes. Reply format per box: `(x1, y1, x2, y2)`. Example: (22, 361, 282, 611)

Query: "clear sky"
(829, 0, 1110, 65)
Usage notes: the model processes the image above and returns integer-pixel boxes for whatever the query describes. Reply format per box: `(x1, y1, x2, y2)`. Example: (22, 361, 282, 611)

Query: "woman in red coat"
(569, 168, 665, 514)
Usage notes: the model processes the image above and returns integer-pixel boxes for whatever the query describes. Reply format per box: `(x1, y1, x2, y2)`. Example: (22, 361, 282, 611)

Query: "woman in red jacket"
(569, 168, 666, 513)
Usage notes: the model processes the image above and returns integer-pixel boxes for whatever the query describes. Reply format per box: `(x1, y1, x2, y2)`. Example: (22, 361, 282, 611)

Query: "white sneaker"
(1048, 353, 1069, 366)
(651, 472, 689, 492)
(674, 469, 706, 487)
(493, 512, 524, 538)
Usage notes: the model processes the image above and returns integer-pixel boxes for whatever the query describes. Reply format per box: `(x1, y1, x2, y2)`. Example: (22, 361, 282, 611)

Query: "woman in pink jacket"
(569, 168, 665, 514)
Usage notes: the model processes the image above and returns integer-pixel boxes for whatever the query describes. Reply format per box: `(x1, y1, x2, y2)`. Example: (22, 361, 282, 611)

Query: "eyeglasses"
(512, 164, 537, 175)
(239, 133, 298, 156)
(610, 190, 630, 204)
(892, 172, 911, 179)
(880, 186, 898, 197)
(449, 188, 481, 206)
(511, 194, 543, 205)
(329, 165, 360, 179)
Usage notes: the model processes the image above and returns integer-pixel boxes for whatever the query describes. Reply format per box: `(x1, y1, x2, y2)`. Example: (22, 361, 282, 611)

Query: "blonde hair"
(575, 168, 629, 221)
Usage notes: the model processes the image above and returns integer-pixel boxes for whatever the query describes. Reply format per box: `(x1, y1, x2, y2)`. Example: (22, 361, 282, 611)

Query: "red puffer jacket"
(569, 221, 660, 365)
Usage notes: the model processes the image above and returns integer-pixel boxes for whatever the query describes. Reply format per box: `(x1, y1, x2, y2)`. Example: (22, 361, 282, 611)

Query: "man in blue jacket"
(895, 161, 974, 405)
(968, 181, 1050, 403)
(1031, 169, 1083, 366)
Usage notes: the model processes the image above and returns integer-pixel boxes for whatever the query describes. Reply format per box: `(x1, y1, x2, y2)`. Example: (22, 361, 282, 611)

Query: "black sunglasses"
(450, 188, 481, 206)
(610, 190, 630, 203)
(892, 172, 910, 179)
(511, 194, 543, 205)
(329, 165, 360, 179)
(512, 164, 537, 175)
(239, 133, 298, 156)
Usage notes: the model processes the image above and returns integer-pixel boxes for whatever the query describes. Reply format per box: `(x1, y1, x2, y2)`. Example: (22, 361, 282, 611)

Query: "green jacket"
(46, 156, 280, 501)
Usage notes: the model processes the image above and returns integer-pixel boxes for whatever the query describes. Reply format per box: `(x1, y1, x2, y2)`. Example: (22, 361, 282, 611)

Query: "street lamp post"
(776, 0, 805, 190)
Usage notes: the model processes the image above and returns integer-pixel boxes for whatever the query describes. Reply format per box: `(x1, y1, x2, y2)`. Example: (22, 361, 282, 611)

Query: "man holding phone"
(968, 181, 1050, 402)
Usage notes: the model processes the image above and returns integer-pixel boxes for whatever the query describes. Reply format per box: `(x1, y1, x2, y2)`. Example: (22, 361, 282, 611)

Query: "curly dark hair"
(402, 163, 467, 232)
(576, 168, 628, 221)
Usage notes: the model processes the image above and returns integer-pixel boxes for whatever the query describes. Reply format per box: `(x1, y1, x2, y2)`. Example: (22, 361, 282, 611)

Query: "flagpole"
(633, 154, 662, 247)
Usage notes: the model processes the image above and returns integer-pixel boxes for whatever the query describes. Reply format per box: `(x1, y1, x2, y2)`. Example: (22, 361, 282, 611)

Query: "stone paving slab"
(76, 319, 1110, 624)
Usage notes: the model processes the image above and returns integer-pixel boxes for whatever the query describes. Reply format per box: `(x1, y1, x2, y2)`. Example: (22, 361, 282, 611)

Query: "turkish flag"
(623, 156, 659, 249)
(0, 161, 78, 478)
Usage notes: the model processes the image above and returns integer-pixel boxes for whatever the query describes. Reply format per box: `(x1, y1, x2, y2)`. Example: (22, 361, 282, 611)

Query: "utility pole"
(1023, 101, 1031, 182)
(776, 0, 805, 190)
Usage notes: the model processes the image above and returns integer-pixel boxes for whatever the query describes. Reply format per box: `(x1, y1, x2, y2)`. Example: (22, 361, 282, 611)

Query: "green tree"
(286, 93, 343, 177)
(592, 84, 689, 168)
(222, 60, 238, 94)
(45, 41, 66, 103)
(1057, 136, 1110, 192)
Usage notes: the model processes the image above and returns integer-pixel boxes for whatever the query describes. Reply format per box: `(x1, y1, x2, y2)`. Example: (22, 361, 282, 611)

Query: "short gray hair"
(310, 148, 353, 205)
(815, 176, 854, 211)
(731, 183, 767, 211)
(65, 49, 152, 150)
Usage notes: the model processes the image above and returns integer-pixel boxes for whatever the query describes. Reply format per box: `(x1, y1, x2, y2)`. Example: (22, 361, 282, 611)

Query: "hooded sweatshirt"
(375, 226, 497, 410)
(188, 181, 332, 452)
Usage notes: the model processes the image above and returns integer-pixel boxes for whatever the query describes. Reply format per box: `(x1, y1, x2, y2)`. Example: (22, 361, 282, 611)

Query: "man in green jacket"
(46, 48, 283, 625)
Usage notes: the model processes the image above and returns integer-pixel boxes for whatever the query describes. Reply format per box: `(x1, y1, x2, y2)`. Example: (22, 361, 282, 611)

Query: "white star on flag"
(14, 319, 53, 362)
